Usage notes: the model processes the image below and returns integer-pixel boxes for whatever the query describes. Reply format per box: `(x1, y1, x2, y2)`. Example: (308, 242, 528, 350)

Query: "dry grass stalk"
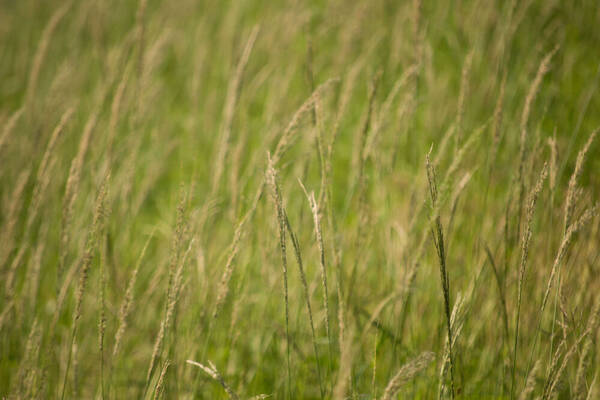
(574, 301, 600, 399)
(266, 159, 292, 398)
(284, 199, 325, 399)
(0, 300, 14, 332)
(586, 374, 598, 400)
(98, 234, 107, 400)
(27, 227, 46, 311)
(355, 71, 381, 189)
(211, 25, 259, 196)
(366, 64, 418, 161)
(426, 148, 455, 399)
(213, 79, 338, 320)
(518, 360, 541, 400)
(438, 294, 466, 399)
(333, 329, 355, 400)
(563, 128, 597, 232)
(15, 319, 41, 398)
(135, 0, 148, 101)
(26, 107, 76, 233)
(516, 46, 557, 234)
(540, 205, 597, 316)
(186, 360, 239, 400)
(60, 110, 100, 283)
(271, 78, 338, 166)
(153, 360, 171, 400)
(213, 212, 249, 318)
(0, 169, 31, 270)
(146, 189, 187, 390)
(543, 330, 589, 399)
(5, 246, 27, 301)
(520, 47, 558, 147)
(0, 107, 24, 155)
(107, 65, 131, 160)
(113, 232, 154, 357)
(60, 173, 109, 400)
(381, 352, 435, 400)
(25, 1, 73, 106)
(300, 180, 333, 366)
(512, 163, 548, 398)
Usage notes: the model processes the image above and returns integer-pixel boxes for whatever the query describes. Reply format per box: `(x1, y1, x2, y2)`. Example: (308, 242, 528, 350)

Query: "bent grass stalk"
(426, 149, 455, 399)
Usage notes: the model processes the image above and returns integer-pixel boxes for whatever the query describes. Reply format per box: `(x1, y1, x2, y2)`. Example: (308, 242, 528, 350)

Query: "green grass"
(1, 0, 600, 398)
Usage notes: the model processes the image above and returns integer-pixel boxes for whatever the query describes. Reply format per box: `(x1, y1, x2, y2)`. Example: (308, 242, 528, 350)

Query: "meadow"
(1, 0, 599, 398)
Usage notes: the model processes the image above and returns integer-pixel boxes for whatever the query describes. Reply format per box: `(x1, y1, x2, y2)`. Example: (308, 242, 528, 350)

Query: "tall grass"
(1, 0, 599, 398)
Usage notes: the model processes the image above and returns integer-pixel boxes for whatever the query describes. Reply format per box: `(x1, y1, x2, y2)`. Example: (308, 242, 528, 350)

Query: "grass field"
(1, 0, 600, 398)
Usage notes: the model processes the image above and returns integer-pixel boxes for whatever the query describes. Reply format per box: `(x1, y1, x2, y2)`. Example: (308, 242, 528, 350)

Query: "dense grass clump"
(1, 0, 599, 398)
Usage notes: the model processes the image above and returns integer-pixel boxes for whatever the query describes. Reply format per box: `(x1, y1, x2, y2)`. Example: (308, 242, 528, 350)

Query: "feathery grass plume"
(60, 173, 109, 400)
(146, 187, 187, 391)
(518, 360, 541, 400)
(213, 211, 249, 319)
(0, 169, 30, 270)
(511, 163, 548, 398)
(24, 0, 73, 106)
(539, 205, 598, 318)
(563, 128, 597, 232)
(266, 158, 292, 399)
(271, 78, 339, 166)
(211, 25, 259, 197)
(516, 46, 557, 236)
(26, 227, 47, 312)
(0, 107, 24, 155)
(14, 319, 40, 397)
(489, 72, 506, 167)
(5, 246, 27, 301)
(426, 148, 455, 399)
(542, 330, 589, 399)
(60, 110, 100, 286)
(574, 301, 600, 399)
(520, 47, 558, 140)
(333, 328, 355, 400)
(186, 360, 239, 400)
(382, 352, 435, 400)
(284, 202, 325, 399)
(26, 106, 76, 234)
(153, 360, 171, 400)
(299, 180, 333, 369)
(455, 50, 474, 149)
(106, 64, 131, 161)
(213, 78, 337, 319)
(365, 64, 418, 163)
(112, 231, 154, 357)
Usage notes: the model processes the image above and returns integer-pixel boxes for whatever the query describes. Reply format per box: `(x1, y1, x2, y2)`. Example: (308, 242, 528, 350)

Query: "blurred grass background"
(1, 0, 599, 398)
